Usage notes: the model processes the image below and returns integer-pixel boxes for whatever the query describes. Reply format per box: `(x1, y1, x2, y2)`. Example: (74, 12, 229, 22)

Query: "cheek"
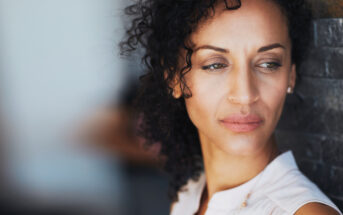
(259, 73, 288, 123)
(184, 72, 224, 128)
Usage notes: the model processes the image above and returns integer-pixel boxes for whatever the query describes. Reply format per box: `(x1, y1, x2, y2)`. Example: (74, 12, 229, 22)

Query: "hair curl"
(120, 0, 312, 201)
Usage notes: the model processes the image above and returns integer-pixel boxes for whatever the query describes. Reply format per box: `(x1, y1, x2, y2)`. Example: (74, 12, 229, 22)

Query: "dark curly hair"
(120, 0, 312, 201)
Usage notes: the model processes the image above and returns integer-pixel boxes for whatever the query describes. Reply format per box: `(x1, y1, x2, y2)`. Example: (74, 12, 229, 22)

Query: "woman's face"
(176, 0, 296, 156)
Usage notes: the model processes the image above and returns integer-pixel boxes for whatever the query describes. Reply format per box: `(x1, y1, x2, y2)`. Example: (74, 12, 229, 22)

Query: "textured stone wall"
(276, 18, 343, 210)
(309, 0, 343, 18)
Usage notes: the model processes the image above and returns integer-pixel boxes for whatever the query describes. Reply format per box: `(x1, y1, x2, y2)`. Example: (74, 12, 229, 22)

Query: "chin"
(218, 135, 268, 156)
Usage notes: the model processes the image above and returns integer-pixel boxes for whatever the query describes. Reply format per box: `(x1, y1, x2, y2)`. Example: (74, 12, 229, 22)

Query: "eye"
(201, 63, 228, 71)
(258, 62, 282, 72)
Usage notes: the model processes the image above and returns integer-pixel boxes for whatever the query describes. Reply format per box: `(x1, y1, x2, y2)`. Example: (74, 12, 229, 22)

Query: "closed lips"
(219, 115, 263, 132)
(220, 115, 263, 124)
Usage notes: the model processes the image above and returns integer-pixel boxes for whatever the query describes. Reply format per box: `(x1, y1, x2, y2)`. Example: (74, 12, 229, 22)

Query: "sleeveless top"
(170, 151, 342, 215)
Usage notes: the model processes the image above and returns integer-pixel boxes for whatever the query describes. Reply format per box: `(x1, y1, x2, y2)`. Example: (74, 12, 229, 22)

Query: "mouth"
(219, 114, 264, 133)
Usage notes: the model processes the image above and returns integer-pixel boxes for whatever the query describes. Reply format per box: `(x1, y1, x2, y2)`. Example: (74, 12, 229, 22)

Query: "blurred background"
(0, 0, 169, 214)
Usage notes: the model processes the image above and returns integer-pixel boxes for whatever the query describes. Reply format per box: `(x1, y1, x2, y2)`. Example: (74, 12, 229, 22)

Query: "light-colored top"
(171, 151, 342, 215)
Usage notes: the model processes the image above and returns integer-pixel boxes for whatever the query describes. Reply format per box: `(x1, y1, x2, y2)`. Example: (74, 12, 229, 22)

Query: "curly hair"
(120, 0, 312, 201)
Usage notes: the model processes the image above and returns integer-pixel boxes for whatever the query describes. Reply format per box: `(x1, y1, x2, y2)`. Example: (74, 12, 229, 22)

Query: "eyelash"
(201, 62, 282, 73)
(201, 63, 228, 71)
(258, 62, 282, 72)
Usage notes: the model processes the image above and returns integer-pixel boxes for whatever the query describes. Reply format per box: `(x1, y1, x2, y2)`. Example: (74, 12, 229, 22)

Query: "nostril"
(253, 95, 260, 102)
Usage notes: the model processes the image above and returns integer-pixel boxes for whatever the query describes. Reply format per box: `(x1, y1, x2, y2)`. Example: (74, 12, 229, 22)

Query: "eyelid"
(256, 57, 282, 67)
(259, 62, 281, 67)
(201, 62, 228, 71)
(200, 56, 230, 70)
(256, 61, 282, 73)
(201, 55, 229, 64)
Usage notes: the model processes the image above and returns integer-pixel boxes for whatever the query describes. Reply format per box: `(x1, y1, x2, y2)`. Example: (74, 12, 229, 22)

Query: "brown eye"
(202, 63, 228, 71)
(258, 62, 282, 72)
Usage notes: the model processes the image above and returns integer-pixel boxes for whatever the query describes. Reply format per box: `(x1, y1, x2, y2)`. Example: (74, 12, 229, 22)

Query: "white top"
(171, 151, 342, 215)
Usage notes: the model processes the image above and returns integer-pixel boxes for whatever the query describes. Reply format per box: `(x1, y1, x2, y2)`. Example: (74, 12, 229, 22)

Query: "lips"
(219, 114, 263, 133)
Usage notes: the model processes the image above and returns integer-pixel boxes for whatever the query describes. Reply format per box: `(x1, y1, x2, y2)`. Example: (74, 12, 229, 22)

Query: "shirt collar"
(203, 150, 298, 211)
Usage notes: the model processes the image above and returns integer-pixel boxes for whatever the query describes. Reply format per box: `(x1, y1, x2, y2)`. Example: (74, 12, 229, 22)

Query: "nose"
(227, 64, 259, 105)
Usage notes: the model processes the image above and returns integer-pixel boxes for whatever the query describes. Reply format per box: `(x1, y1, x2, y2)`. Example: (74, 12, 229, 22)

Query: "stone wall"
(309, 0, 343, 18)
(276, 18, 343, 210)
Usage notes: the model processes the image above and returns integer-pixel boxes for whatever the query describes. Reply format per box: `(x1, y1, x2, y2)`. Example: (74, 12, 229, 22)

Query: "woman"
(120, 0, 342, 214)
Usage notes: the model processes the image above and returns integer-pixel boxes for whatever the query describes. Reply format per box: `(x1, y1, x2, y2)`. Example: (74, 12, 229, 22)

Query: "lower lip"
(220, 121, 263, 133)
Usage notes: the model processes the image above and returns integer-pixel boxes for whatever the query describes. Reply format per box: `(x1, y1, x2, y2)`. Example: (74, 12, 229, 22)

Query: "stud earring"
(287, 86, 293, 94)
(172, 89, 181, 99)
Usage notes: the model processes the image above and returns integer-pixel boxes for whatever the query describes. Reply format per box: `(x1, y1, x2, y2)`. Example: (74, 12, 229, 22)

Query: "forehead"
(190, 0, 290, 50)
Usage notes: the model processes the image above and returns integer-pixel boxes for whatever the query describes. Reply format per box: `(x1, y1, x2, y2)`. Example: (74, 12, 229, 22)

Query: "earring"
(287, 86, 293, 94)
(172, 89, 181, 99)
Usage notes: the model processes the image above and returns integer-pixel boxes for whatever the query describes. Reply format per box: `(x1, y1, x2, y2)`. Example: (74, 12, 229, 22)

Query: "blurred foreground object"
(79, 81, 170, 215)
(82, 107, 164, 167)
(80, 107, 170, 215)
(0, 0, 129, 214)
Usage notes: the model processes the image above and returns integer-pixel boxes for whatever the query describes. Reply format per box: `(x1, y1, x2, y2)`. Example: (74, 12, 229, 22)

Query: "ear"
(289, 64, 296, 89)
(165, 71, 182, 99)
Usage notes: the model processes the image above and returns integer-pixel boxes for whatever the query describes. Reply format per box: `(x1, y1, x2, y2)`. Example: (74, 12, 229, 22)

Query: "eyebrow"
(193, 45, 229, 53)
(193, 43, 285, 53)
(257, 43, 286, 52)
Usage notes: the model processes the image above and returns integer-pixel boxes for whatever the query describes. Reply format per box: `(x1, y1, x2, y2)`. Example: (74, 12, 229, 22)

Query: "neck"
(201, 134, 279, 199)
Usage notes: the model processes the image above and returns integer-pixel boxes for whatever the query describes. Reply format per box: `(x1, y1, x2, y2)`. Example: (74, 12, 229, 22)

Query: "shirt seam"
(265, 193, 342, 215)
(264, 194, 289, 214)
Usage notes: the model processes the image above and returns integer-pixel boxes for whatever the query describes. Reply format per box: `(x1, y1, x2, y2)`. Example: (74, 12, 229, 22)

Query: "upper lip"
(220, 114, 263, 124)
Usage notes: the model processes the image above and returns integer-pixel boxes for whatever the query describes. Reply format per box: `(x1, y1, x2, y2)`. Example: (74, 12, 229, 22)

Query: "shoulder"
(263, 168, 341, 215)
(170, 173, 206, 215)
(170, 202, 176, 214)
(295, 202, 340, 215)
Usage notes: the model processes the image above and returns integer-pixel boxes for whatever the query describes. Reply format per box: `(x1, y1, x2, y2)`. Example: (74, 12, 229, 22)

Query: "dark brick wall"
(309, 0, 343, 18)
(276, 18, 343, 210)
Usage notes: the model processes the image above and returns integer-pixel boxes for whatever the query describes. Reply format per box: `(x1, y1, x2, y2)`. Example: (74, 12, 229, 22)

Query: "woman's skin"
(172, 0, 339, 214)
